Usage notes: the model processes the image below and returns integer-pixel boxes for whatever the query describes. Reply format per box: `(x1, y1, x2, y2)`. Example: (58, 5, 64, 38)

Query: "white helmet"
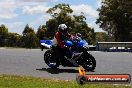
(76, 33, 82, 37)
(58, 24, 67, 33)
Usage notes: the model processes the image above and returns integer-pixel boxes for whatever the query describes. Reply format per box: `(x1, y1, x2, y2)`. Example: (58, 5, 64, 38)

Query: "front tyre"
(80, 52, 96, 71)
(44, 50, 59, 68)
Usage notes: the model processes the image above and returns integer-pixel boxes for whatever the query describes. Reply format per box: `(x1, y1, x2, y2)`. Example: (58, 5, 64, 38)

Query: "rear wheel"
(80, 52, 96, 71)
(44, 50, 59, 68)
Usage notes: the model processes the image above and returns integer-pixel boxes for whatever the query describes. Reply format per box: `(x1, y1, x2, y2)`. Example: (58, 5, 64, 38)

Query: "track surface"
(0, 49, 132, 81)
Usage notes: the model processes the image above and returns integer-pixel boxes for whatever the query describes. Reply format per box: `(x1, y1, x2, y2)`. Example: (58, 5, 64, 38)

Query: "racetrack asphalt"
(0, 48, 132, 81)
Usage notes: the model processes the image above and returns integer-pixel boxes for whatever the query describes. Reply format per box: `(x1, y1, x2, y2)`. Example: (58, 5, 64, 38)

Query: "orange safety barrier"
(78, 65, 86, 76)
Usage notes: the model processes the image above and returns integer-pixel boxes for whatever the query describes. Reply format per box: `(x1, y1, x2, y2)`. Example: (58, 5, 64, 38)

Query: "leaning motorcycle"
(40, 35, 96, 71)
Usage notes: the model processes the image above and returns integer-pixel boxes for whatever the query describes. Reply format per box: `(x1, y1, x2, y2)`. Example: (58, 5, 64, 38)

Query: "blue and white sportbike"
(41, 34, 96, 71)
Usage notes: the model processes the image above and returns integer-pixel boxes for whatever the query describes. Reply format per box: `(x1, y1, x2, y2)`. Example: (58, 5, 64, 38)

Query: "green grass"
(0, 74, 131, 88)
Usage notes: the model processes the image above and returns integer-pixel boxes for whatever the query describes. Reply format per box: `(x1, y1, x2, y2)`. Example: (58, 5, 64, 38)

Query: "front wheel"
(80, 52, 96, 71)
(44, 50, 59, 68)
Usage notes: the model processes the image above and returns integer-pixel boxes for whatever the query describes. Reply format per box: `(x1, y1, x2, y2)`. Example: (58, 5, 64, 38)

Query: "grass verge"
(0, 74, 131, 88)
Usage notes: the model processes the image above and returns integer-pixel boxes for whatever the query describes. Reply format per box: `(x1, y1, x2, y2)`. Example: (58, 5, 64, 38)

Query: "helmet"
(58, 24, 67, 34)
(76, 33, 82, 38)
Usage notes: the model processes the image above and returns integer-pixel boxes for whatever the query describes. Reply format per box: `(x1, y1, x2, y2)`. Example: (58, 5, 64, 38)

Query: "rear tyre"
(80, 52, 96, 71)
(44, 50, 59, 68)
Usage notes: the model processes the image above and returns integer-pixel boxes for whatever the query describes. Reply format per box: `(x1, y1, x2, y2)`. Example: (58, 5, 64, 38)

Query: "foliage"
(0, 24, 39, 48)
(0, 4, 97, 48)
(36, 25, 47, 40)
(96, 0, 132, 42)
(0, 24, 8, 46)
(7, 33, 22, 47)
(22, 24, 39, 48)
(46, 4, 95, 44)
(95, 32, 108, 42)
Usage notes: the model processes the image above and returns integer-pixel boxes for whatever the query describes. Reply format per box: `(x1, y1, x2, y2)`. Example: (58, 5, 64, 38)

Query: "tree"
(46, 4, 74, 39)
(23, 24, 34, 36)
(46, 4, 95, 44)
(37, 25, 47, 40)
(22, 24, 39, 48)
(7, 33, 22, 47)
(96, 0, 132, 42)
(0, 24, 8, 46)
(95, 32, 108, 42)
(73, 15, 96, 44)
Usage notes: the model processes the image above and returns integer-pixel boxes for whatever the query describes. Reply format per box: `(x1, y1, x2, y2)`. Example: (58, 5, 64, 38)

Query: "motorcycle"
(40, 34, 96, 71)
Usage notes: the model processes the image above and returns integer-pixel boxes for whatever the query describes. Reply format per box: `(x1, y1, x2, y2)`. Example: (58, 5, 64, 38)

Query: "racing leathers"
(52, 31, 73, 61)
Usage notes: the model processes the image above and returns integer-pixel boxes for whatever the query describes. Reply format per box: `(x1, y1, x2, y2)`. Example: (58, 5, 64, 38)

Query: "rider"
(52, 24, 73, 60)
